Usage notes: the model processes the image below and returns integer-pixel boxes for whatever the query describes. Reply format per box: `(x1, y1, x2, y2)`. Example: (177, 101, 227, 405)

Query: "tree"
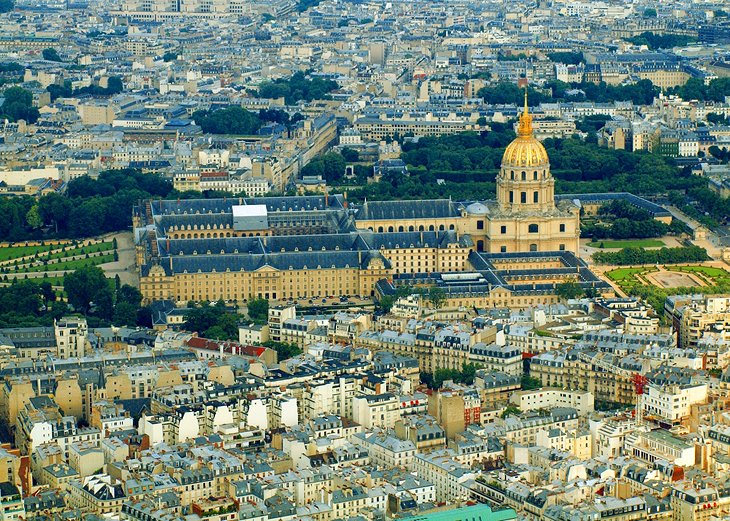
(184, 302, 225, 334)
(0, 86, 39, 123)
(643, 7, 657, 17)
(136, 305, 153, 328)
(521, 374, 542, 390)
(340, 147, 359, 162)
(378, 295, 395, 313)
(501, 406, 522, 419)
(555, 281, 584, 301)
(117, 284, 142, 307)
(206, 312, 239, 340)
(42, 48, 62, 62)
(262, 340, 302, 360)
(39, 281, 56, 304)
(192, 106, 262, 135)
(247, 298, 269, 323)
(428, 286, 447, 309)
(64, 266, 113, 315)
(25, 205, 42, 229)
(112, 302, 138, 326)
(38, 193, 72, 233)
(257, 71, 338, 104)
(106, 76, 123, 94)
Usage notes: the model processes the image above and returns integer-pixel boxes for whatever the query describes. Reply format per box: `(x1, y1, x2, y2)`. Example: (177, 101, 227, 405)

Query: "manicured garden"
(0, 239, 117, 287)
(606, 264, 730, 312)
(588, 239, 665, 249)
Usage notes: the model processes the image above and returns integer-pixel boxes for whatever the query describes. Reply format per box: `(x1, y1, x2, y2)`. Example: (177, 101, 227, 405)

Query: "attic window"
(335, 246, 340, 251)
(321, 246, 326, 251)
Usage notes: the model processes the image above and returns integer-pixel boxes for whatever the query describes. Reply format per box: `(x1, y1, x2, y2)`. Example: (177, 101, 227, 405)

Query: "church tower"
(483, 88, 581, 255)
(496, 91, 555, 213)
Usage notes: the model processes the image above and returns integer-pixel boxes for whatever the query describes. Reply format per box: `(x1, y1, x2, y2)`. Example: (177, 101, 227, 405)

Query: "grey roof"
(355, 199, 460, 221)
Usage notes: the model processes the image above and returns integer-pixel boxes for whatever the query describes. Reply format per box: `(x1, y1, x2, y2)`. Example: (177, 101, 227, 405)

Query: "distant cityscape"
(0, 0, 729, 521)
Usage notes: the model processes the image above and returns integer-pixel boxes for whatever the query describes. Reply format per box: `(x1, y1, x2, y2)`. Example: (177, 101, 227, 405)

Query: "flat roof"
(232, 204, 267, 218)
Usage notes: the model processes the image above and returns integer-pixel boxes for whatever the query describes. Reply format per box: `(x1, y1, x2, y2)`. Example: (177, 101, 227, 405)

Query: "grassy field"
(24, 253, 115, 273)
(38, 242, 114, 263)
(0, 244, 60, 262)
(672, 265, 730, 278)
(607, 264, 730, 297)
(606, 267, 653, 282)
(0, 241, 113, 265)
(589, 239, 665, 249)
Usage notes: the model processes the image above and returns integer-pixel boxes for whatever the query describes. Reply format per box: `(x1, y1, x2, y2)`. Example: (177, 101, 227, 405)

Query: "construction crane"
(632, 373, 649, 426)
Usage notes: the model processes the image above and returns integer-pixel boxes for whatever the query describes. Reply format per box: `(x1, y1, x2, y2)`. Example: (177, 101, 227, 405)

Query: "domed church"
(462, 92, 581, 255)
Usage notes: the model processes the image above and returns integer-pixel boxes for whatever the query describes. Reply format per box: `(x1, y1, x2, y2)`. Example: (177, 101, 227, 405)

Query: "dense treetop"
(256, 71, 338, 104)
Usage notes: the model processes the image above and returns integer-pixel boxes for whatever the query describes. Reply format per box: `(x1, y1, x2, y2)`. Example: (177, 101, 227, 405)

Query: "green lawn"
(589, 239, 666, 249)
(672, 265, 730, 278)
(23, 253, 115, 273)
(0, 244, 60, 262)
(38, 242, 114, 262)
(606, 267, 653, 282)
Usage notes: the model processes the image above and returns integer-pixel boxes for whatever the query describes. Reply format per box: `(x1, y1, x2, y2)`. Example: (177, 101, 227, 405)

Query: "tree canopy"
(257, 71, 338, 104)
(625, 31, 696, 49)
(193, 106, 262, 135)
(300, 152, 347, 182)
(64, 266, 114, 317)
(42, 48, 62, 62)
(592, 246, 709, 265)
(668, 77, 730, 103)
(0, 86, 39, 123)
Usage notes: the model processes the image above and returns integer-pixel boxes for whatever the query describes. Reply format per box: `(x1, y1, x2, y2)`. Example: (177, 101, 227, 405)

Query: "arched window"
(530, 243, 538, 251)
(429, 225, 435, 231)
(528, 224, 539, 233)
(521, 171, 526, 181)
(533, 171, 538, 180)
(388, 226, 394, 232)
(398, 226, 404, 232)
(533, 191, 539, 203)
(378, 227, 384, 232)
(476, 240, 484, 251)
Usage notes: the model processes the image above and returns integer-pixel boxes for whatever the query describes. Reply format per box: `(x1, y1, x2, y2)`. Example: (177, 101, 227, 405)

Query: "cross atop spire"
(517, 87, 533, 137)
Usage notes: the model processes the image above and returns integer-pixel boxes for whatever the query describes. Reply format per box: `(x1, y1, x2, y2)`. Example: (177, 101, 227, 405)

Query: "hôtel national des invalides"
(134, 98, 613, 308)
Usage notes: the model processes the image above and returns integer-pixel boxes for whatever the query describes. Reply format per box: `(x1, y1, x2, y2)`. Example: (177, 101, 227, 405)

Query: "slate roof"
(356, 199, 460, 221)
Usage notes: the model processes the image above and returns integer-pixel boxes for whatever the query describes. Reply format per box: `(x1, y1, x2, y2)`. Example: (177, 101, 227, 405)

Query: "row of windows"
(507, 170, 548, 181)
(509, 191, 539, 204)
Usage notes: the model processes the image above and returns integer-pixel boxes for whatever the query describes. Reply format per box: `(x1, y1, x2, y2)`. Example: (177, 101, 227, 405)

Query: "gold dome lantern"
(501, 91, 549, 168)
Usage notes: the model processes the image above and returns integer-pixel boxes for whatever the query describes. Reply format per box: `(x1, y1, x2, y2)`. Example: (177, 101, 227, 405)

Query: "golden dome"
(501, 91, 549, 168)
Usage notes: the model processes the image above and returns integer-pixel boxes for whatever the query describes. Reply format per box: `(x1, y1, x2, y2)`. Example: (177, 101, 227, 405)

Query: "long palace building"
(134, 101, 614, 306)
